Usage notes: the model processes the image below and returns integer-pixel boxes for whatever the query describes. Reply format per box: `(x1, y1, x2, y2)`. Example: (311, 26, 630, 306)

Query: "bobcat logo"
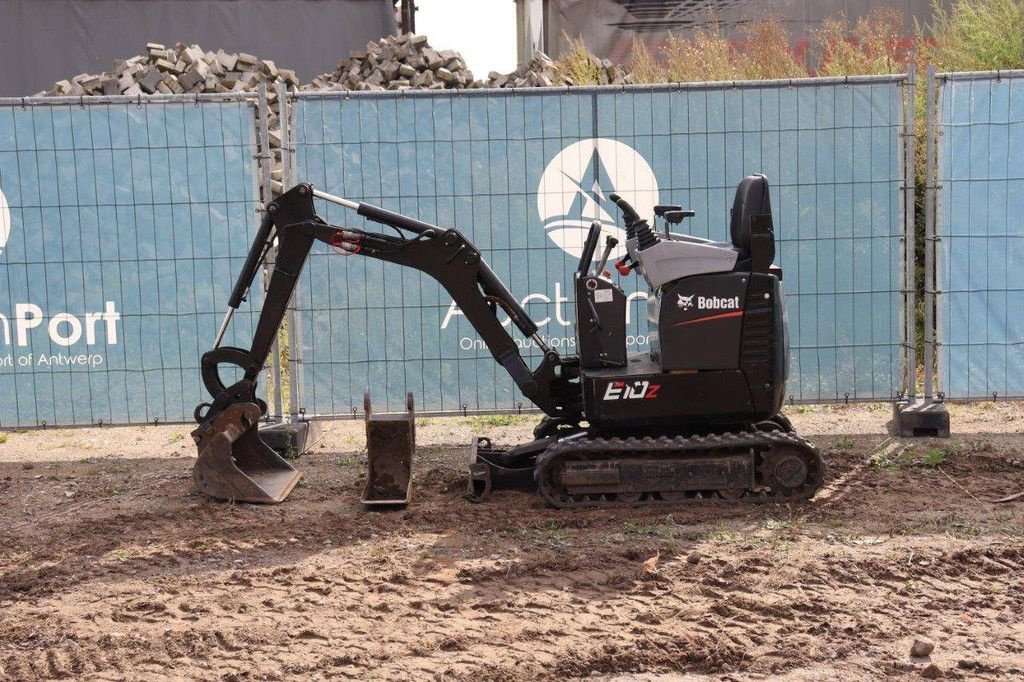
(677, 294, 694, 310)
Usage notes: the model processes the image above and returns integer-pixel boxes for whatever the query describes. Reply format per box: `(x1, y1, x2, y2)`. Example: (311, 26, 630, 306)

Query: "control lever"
(608, 193, 640, 225)
(577, 220, 602, 275)
(586, 296, 602, 331)
(615, 255, 635, 276)
(594, 235, 619, 276)
(664, 209, 696, 225)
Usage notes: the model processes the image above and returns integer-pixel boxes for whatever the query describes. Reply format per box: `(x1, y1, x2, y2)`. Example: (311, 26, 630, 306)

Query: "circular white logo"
(537, 138, 659, 261)
(0, 185, 9, 257)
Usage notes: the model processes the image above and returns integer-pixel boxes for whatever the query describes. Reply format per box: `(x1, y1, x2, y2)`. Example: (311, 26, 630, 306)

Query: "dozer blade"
(191, 403, 302, 504)
(361, 392, 414, 507)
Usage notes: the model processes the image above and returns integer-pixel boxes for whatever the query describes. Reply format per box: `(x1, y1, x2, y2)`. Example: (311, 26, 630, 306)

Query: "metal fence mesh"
(0, 81, 915, 425)
(935, 71, 1024, 399)
(290, 77, 907, 416)
(0, 96, 262, 426)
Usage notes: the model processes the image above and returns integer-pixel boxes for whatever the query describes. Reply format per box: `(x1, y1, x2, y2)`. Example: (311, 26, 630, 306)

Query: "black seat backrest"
(730, 174, 773, 255)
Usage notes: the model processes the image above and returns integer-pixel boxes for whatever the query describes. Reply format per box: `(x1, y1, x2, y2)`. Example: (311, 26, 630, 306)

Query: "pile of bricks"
(304, 33, 478, 91)
(590, 59, 633, 87)
(36, 37, 638, 197)
(41, 42, 299, 97)
(39, 37, 636, 98)
(486, 52, 563, 88)
(486, 51, 633, 88)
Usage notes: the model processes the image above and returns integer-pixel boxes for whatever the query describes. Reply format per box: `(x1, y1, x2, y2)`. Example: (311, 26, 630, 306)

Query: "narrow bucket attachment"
(191, 403, 302, 504)
(361, 392, 415, 507)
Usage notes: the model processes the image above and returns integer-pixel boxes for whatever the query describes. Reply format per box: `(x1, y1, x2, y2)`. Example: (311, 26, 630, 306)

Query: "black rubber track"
(533, 431, 825, 509)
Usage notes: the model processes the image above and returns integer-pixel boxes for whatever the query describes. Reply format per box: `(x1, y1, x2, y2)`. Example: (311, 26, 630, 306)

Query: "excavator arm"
(191, 183, 581, 503)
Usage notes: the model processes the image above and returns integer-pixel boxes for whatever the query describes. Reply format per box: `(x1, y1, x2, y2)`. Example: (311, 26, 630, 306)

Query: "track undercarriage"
(469, 421, 825, 509)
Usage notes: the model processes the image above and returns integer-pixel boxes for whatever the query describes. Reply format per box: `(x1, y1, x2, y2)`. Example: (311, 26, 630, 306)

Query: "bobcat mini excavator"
(191, 177, 824, 507)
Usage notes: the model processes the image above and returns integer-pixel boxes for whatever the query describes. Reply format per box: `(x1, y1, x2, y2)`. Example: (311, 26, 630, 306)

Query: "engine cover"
(581, 269, 788, 428)
(650, 272, 749, 371)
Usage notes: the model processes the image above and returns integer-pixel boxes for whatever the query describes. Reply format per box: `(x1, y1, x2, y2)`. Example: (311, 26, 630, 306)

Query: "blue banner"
(293, 80, 905, 414)
(937, 73, 1024, 398)
(0, 99, 261, 426)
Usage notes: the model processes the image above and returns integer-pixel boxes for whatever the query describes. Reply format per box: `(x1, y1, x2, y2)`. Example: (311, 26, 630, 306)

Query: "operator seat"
(729, 174, 776, 272)
(625, 174, 778, 287)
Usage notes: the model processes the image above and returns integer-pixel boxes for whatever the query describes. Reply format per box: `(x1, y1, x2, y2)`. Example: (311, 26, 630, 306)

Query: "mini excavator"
(191, 177, 824, 507)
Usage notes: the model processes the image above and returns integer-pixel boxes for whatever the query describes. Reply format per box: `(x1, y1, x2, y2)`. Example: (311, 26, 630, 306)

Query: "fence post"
(254, 84, 322, 456)
(277, 81, 305, 423)
(257, 84, 284, 421)
(903, 63, 918, 401)
(893, 64, 950, 437)
(923, 65, 938, 401)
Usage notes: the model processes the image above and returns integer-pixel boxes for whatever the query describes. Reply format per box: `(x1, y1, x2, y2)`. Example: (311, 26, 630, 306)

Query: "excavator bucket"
(361, 392, 415, 507)
(191, 403, 302, 504)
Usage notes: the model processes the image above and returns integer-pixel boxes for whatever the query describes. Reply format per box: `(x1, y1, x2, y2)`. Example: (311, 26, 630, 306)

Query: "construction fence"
(287, 75, 912, 415)
(0, 94, 263, 427)
(932, 70, 1024, 400)
(5, 69, 1019, 425)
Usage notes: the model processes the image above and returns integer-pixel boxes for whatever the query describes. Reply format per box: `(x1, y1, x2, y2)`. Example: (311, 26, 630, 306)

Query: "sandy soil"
(0, 403, 1022, 680)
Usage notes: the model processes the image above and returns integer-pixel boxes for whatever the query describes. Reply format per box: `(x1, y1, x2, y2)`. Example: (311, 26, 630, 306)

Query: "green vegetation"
(743, 19, 808, 80)
(629, 19, 804, 83)
(660, 26, 745, 82)
(263, 320, 291, 417)
(337, 453, 361, 467)
(468, 414, 527, 428)
(919, 441, 964, 468)
(624, 1, 1024, 83)
(922, 0, 1024, 71)
(835, 436, 855, 451)
(0, 433, 7, 444)
(869, 447, 904, 471)
(624, 520, 673, 538)
(922, 447, 947, 468)
(556, 34, 605, 85)
(705, 523, 744, 543)
(627, 9, 912, 83)
(935, 513, 981, 538)
(627, 35, 662, 84)
(521, 518, 571, 544)
(817, 9, 906, 76)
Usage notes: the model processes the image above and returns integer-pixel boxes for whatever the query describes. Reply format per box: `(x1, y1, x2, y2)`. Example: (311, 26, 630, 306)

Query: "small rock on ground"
(911, 638, 935, 657)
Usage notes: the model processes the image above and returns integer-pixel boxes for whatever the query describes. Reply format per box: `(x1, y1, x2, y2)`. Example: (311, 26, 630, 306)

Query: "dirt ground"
(1, 402, 1022, 681)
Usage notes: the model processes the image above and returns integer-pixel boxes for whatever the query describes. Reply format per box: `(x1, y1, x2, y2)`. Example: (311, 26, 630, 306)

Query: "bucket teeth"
(191, 403, 302, 504)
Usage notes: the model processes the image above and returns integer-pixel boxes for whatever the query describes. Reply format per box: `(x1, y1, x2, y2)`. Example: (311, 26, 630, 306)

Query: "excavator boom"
(192, 183, 580, 503)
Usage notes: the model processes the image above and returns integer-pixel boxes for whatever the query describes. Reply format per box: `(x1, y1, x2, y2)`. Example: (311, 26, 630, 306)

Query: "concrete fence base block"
(892, 399, 950, 438)
(258, 420, 323, 460)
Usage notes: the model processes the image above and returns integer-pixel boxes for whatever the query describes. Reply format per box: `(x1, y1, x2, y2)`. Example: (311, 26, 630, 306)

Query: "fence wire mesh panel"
(0, 96, 262, 426)
(291, 78, 906, 415)
(935, 71, 1024, 399)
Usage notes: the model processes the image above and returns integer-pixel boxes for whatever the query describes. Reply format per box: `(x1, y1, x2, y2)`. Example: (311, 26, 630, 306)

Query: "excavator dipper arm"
(191, 183, 580, 503)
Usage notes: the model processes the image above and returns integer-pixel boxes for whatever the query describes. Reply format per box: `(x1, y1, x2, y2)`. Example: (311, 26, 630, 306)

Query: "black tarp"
(0, 0, 396, 96)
